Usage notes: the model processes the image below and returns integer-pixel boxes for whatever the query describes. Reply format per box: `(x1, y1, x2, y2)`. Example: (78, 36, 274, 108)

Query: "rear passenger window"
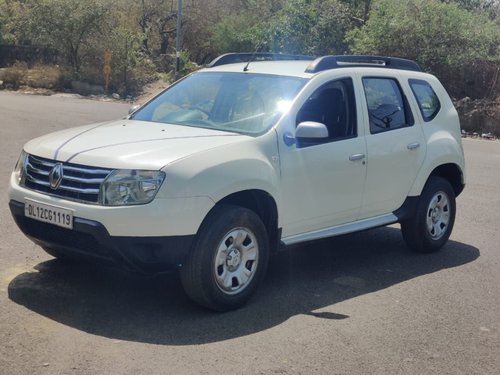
(409, 79, 441, 122)
(362, 77, 414, 134)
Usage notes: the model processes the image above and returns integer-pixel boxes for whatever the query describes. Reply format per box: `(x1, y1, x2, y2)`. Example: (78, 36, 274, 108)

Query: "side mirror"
(128, 104, 140, 116)
(295, 121, 329, 147)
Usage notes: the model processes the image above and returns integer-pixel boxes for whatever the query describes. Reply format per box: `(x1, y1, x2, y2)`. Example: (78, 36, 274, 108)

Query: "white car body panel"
(24, 120, 247, 170)
(202, 60, 313, 78)
(157, 130, 281, 203)
(278, 132, 367, 236)
(407, 76, 466, 195)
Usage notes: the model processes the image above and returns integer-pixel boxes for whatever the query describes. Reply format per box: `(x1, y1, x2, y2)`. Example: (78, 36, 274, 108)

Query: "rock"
(112, 93, 120, 100)
(456, 96, 471, 107)
(455, 97, 500, 137)
(481, 132, 493, 139)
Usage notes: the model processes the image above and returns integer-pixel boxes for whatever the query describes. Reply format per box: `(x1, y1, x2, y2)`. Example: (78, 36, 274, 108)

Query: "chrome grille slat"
(58, 184, 100, 194)
(63, 165, 112, 175)
(26, 174, 50, 186)
(30, 155, 57, 167)
(22, 154, 112, 204)
(62, 175, 105, 184)
(26, 162, 50, 176)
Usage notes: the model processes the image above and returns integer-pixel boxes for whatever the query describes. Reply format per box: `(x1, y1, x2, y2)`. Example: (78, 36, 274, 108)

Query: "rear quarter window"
(409, 79, 441, 122)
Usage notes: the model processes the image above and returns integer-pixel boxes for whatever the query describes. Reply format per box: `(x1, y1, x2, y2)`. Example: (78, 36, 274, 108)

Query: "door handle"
(349, 153, 365, 161)
(407, 142, 420, 150)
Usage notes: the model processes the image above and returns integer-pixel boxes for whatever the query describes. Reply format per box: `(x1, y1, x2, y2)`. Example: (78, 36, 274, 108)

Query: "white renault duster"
(9, 54, 465, 311)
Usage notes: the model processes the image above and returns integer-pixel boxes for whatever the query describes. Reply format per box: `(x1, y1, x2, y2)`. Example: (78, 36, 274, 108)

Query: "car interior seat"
(316, 88, 347, 139)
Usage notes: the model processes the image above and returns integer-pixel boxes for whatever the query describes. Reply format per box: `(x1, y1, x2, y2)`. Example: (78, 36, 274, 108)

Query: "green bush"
(211, 14, 259, 53)
(348, 0, 498, 66)
(0, 61, 28, 89)
(178, 50, 199, 77)
(347, 0, 499, 98)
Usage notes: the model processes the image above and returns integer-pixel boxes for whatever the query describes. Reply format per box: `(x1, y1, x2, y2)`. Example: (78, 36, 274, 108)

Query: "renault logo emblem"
(49, 163, 63, 190)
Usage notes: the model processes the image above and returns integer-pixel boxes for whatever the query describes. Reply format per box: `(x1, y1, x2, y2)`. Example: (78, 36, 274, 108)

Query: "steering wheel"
(370, 107, 400, 129)
(190, 105, 211, 117)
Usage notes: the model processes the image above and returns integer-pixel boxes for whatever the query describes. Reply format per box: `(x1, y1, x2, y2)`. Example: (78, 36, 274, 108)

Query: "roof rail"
(207, 52, 315, 67)
(305, 55, 421, 73)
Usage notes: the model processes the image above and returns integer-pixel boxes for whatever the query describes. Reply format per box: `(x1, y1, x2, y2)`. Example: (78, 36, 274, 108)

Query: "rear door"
(357, 74, 426, 218)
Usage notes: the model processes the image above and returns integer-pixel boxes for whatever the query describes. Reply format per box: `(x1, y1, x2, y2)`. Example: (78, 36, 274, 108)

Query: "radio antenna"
(243, 39, 266, 72)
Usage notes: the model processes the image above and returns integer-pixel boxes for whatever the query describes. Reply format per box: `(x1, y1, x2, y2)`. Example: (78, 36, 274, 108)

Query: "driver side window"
(296, 78, 357, 142)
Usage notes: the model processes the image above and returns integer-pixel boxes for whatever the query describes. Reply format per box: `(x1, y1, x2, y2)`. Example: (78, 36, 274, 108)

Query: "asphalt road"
(0, 91, 499, 375)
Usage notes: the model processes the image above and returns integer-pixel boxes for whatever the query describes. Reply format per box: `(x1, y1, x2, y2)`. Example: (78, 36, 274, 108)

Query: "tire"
(401, 176, 456, 253)
(42, 246, 76, 262)
(180, 205, 269, 311)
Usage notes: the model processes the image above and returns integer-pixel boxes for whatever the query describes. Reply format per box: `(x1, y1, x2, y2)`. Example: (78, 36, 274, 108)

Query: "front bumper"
(9, 200, 194, 273)
(9, 172, 214, 237)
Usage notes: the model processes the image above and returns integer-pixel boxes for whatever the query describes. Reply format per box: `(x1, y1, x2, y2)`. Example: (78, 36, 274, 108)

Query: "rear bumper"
(9, 200, 194, 273)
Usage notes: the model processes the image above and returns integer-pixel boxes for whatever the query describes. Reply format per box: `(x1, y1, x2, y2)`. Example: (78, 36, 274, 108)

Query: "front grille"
(22, 154, 112, 204)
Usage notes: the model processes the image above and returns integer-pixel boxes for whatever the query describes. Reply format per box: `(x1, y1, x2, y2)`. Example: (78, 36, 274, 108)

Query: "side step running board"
(281, 214, 398, 246)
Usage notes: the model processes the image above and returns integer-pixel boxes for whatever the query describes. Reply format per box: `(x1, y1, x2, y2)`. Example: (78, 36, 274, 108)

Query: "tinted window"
(296, 78, 357, 142)
(362, 77, 414, 134)
(409, 79, 441, 122)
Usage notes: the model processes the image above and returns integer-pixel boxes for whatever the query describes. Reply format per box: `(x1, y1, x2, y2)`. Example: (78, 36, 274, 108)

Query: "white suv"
(9, 54, 465, 311)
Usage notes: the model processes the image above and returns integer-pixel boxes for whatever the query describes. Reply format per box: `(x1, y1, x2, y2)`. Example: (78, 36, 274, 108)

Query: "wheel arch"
(409, 161, 465, 198)
(398, 162, 464, 222)
(210, 189, 280, 253)
(429, 163, 465, 197)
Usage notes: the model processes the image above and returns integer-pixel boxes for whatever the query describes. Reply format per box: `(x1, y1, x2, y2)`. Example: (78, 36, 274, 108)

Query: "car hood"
(24, 119, 249, 170)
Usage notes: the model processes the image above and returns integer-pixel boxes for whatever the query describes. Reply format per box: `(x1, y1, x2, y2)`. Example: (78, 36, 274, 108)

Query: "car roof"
(202, 54, 425, 78)
(198, 60, 436, 83)
(198, 60, 314, 78)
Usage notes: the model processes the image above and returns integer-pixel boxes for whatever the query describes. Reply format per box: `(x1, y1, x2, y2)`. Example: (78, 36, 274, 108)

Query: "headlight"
(14, 150, 28, 185)
(99, 170, 166, 206)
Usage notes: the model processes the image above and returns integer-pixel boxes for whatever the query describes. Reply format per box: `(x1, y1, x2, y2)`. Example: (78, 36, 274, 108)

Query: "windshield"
(132, 72, 306, 135)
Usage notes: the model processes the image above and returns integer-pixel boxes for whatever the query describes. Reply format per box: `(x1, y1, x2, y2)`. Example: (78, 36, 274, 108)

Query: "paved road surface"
(0, 91, 499, 374)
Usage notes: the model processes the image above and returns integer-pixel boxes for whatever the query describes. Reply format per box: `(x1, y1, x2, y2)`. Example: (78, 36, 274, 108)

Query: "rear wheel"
(180, 205, 269, 311)
(401, 176, 456, 253)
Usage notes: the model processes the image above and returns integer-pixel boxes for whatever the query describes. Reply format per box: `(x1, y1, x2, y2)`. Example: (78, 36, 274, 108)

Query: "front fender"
(158, 130, 281, 212)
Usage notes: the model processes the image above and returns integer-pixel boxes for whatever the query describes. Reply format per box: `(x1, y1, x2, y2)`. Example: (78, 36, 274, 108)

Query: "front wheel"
(401, 176, 456, 253)
(180, 205, 269, 311)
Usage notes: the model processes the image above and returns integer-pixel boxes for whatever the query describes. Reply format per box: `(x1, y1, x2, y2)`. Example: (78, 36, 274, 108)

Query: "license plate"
(24, 199, 74, 229)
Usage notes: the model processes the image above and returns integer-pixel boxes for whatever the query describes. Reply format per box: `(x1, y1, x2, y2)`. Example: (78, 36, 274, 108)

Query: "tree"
(211, 13, 261, 54)
(209, 0, 284, 56)
(347, 0, 499, 69)
(263, 0, 354, 55)
(24, 0, 113, 73)
(134, 0, 178, 57)
(209, 0, 354, 57)
(340, 0, 373, 23)
(347, 0, 499, 98)
(444, 0, 481, 10)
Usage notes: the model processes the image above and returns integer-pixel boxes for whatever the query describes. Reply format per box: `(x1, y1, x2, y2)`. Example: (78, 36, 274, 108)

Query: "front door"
(278, 77, 367, 238)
